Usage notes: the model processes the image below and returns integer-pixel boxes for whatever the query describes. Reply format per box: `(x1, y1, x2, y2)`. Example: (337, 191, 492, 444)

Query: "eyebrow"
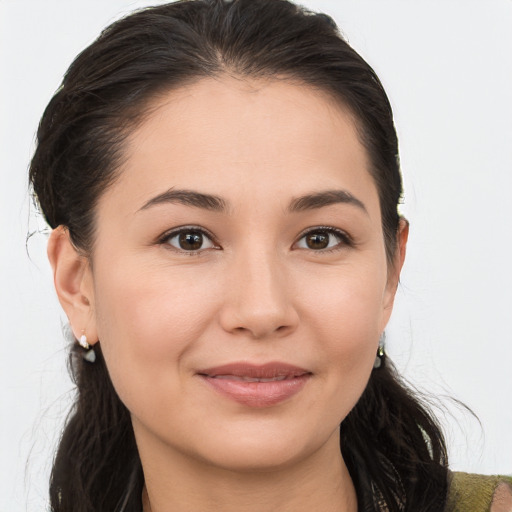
(138, 188, 228, 213)
(138, 188, 367, 215)
(288, 190, 368, 214)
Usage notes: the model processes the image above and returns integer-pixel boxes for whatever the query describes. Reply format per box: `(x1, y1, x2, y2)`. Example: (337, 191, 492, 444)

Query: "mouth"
(211, 375, 292, 382)
(196, 362, 312, 407)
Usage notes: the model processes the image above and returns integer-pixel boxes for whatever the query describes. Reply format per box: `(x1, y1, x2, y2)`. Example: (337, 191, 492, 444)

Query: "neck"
(139, 429, 357, 512)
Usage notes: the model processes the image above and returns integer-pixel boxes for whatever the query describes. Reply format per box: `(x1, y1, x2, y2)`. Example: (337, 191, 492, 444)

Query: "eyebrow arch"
(138, 187, 366, 215)
(289, 190, 368, 214)
(138, 188, 228, 213)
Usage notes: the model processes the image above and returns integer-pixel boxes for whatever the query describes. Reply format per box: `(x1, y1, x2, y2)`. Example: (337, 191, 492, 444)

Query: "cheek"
(301, 261, 386, 343)
(298, 262, 386, 396)
(91, 260, 220, 398)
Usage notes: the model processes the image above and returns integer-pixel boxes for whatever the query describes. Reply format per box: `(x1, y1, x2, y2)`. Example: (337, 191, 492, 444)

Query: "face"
(76, 77, 404, 472)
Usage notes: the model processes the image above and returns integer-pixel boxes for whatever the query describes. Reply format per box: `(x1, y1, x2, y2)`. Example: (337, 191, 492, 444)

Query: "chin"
(199, 445, 309, 473)
(185, 422, 338, 474)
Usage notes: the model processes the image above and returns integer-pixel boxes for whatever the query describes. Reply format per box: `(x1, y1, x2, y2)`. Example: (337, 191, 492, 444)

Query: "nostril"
(218, 296, 299, 338)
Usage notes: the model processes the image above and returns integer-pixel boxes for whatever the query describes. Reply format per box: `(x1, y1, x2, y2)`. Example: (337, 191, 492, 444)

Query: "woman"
(27, 0, 511, 511)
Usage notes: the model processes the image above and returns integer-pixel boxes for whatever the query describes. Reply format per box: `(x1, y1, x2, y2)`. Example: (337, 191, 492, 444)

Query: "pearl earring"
(373, 332, 385, 369)
(78, 331, 96, 363)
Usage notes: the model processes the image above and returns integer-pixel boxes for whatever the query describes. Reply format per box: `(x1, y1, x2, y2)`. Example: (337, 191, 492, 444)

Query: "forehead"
(102, 76, 379, 218)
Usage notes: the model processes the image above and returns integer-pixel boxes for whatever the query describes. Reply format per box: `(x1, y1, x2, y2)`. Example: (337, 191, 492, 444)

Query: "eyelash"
(158, 225, 353, 254)
(158, 226, 219, 255)
(295, 226, 353, 253)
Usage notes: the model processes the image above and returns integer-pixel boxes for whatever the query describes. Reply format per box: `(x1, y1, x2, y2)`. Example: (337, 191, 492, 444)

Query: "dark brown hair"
(29, 1, 448, 510)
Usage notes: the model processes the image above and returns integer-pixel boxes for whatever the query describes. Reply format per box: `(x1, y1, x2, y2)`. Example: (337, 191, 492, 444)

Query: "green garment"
(445, 472, 512, 512)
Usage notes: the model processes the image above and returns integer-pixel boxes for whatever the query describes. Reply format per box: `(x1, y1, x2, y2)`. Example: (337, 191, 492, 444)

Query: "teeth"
(212, 375, 289, 382)
(257, 376, 288, 382)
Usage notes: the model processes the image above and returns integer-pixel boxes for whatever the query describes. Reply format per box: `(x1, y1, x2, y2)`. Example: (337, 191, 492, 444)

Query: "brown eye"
(165, 229, 215, 252)
(305, 232, 330, 250)
(179, 232, 203, 250)
(295, 228, 348, 251)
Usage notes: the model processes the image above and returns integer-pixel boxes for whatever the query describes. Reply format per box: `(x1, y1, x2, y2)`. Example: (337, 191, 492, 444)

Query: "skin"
(491, 483, 512, 512)
(48, 76, 408, 512)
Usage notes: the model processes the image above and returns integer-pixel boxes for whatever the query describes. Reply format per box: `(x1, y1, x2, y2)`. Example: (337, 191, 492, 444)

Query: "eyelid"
(293, 226, 354, 251)
(156, 224, 352, 253)
(158, 225, 220, 252)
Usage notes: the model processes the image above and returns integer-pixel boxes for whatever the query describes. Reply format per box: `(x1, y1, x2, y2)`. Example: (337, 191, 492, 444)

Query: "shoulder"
(445, 471, 512, 512)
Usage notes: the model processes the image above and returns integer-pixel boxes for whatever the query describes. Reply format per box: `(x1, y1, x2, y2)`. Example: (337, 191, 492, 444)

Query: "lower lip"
(199, 374, 311, 408)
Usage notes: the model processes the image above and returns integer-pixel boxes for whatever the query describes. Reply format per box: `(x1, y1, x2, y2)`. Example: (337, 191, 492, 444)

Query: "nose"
(219, 249, 299, 340)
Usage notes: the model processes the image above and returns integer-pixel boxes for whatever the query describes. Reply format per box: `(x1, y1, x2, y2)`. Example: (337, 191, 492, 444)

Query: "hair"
(29, 1, 448, 510)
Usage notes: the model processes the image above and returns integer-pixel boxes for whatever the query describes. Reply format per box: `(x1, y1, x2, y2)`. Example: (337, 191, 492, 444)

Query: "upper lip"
(197, 362, 311, 379)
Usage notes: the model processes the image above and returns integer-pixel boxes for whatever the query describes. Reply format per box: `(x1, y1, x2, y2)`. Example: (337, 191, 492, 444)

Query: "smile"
(197, 362, 312, 407)
(212, 375, 290, 382)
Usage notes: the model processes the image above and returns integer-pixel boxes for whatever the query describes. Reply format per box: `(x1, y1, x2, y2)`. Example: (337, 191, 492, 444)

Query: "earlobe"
(47, 226, 98, 344)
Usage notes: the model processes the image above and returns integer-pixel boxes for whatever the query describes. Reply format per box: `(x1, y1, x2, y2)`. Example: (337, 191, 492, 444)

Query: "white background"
(1, 0, 511, 510)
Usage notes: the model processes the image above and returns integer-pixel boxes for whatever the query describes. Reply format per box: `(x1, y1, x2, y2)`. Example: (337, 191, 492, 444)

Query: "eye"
(163, 228, 217, 252)
(295, 228, 350, 251)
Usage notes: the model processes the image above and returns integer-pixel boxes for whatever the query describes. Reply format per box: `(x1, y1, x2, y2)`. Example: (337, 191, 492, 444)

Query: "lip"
(197, 362, 312, 408)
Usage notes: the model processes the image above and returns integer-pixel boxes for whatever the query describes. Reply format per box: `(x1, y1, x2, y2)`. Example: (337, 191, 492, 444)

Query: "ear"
(381, 217, 409, 319)
(47, 226, 98, 344)
(394, 217, 409, 277)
